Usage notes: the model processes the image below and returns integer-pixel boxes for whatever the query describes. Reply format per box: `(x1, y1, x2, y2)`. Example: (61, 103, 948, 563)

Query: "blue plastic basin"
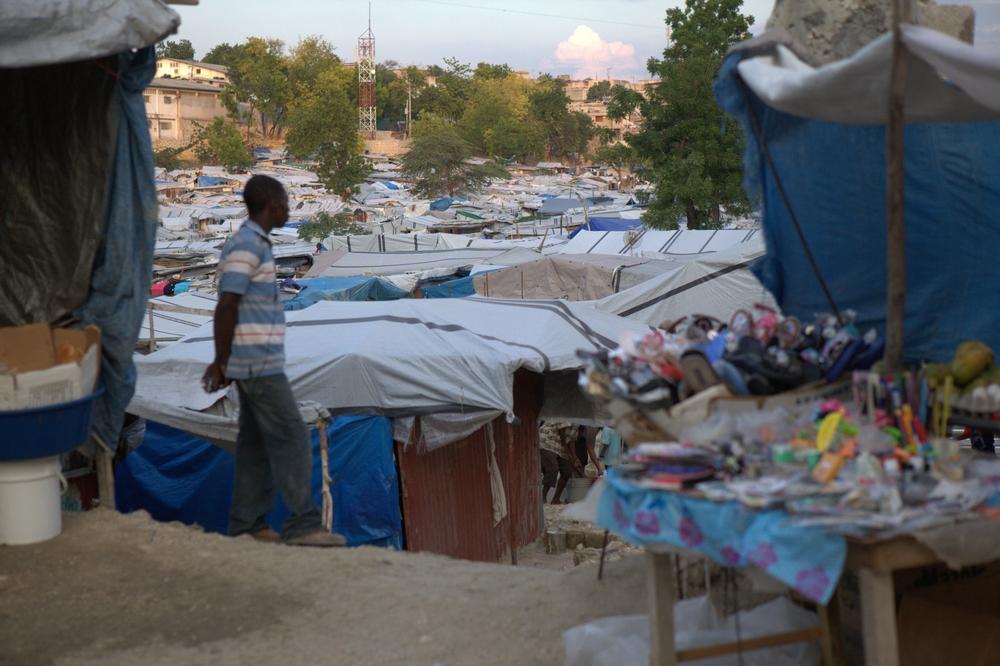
(0, 388, 103, 461)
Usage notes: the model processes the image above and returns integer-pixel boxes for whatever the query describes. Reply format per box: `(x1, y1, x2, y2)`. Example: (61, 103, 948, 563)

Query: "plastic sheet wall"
(715, 53, 1000, 362)
(116, 417, 402, 547)
(395, 371, 542, 562)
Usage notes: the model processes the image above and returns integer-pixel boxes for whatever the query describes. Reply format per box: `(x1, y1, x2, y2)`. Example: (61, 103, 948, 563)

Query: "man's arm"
(202, 293, 241, 392)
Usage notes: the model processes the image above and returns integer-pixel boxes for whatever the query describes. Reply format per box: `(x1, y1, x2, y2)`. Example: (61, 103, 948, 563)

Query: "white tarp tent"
(737, 25, 1000, 124)
(307, 247, 541, 277)
(558, 229, 760, 256)
(593, 241, 775, 325)
(130, 297, 650, 442)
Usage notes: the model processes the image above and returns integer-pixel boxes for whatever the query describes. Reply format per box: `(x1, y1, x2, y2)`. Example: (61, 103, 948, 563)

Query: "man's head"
(243, 174, 289, 230)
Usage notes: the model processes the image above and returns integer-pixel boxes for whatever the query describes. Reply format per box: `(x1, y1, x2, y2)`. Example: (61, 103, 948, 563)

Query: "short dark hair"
(243, 174, 286, 217)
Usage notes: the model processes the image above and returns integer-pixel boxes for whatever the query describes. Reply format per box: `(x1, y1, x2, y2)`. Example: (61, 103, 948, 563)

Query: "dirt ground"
(0, 509, 649, 666)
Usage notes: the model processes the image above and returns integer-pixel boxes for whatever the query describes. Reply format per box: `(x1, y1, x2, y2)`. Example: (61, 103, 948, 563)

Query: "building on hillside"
(155, 58, 229, 88)
(144, 79, 228, 143)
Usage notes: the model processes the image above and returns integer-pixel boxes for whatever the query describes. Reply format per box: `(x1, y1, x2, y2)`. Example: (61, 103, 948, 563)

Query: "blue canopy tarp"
(715, 37, 1000, 362)
(115, 418, 402, 547)
(567, 217, 642, 238)
(283, 276, 410, 310)
(430, 196, 459, 211)
(421, 275, 475, 299)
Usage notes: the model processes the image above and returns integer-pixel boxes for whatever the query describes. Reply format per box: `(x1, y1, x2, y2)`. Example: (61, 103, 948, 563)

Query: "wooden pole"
(885, 0, 913, 372)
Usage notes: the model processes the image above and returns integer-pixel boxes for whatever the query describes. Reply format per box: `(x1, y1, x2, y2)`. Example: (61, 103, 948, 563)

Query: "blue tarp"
(715, 54, 1000, 362)
(283, 276, 410, 310)
(567, 217, 643, 238)
(74, 48, 159, 447)
(116, 418, 403, 548)
(421, 276, 476, 298)
(430, 197, 455, 211)
(197, 175, 227, 187)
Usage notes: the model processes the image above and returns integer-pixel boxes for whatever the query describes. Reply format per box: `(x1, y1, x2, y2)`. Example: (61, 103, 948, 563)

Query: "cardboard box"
(0, 323, 101, 410)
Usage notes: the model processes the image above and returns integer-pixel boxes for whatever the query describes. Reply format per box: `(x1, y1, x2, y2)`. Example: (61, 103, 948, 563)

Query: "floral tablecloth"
(597, 471, 847, 604)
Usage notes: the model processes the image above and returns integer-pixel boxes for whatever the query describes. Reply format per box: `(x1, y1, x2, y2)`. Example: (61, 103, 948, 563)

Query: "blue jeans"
(229, 373, 321, 540)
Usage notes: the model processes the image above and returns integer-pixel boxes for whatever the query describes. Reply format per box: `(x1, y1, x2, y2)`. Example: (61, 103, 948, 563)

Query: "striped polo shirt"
(217, 219, 285, 379)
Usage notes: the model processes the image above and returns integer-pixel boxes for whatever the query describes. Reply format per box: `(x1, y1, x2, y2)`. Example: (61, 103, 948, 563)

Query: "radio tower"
(357, 3, 377, 140)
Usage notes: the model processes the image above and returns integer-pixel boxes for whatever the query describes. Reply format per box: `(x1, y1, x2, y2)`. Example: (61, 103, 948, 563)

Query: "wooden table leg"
(647, 551, 677, 666)
(818, 590, 844, 666)
(859, 568, 898, 666)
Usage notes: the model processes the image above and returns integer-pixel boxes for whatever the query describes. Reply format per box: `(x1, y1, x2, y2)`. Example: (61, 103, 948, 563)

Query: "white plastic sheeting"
(307, 247, 541, 277)
(131, 297, 650, 429)
(594, 241, 774, 326)
(1, 0, 180, 68)
(737, 25, 1000, 124)
(558, 229, 759, 257)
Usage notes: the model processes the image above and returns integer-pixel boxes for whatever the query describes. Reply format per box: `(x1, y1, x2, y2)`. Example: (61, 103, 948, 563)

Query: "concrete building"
(155, 58, 229, 88)
(144, 79, 228, 144)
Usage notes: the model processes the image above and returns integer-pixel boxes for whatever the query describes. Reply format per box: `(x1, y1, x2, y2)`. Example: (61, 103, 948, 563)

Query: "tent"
(558, 229, 760, 256)
(567, 217, 643, 238)
(128, 297, 651, 441)
(306, 247, 541, 277)
(116, 417, 402, 547)
(1, 1, 179, 446)
(716, 26, 1000, 361)
(593, 241, 774, 326)
(283, 276, 410, 310)
(471, 254, 650, 301)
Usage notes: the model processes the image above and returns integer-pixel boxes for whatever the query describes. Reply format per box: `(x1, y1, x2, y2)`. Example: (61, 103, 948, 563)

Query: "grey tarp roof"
(308, 247, 541, 277)
(129, 297, 651, 442)
(735, 25, 1000, 124)
(1, 0, 179, 68)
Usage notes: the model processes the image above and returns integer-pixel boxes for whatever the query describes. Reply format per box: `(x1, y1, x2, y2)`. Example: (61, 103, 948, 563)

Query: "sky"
(170, 0, 777, 80)
(171, 0, 1000, 79)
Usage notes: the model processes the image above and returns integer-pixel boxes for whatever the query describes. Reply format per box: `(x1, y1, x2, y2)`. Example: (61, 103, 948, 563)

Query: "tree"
(287, 36, 341, 93)
(285, 69, 368, 199)
(473, 62, 513, 81)
(586, 80, 613, 101)
(529, 75, 594, 160)
(156, 39, 195, 60)
(401, 116, 509, 197)
(593, 142, 637, 183)
(222, 37, 290, 138)
(191, 117, 253, 169)
(412, 57, 473, 122)
(202, 42, 245, 68)
(153, 144, 191, 170)
(459, 74, 543, 162)
(609, 0, 753, 229)
(297, 212, 365, 241)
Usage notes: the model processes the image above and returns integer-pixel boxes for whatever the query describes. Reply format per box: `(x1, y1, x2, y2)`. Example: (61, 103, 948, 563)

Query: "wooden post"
(859, 568, 899, 666)
(647, 551, 677, 666)
(885, 0, 913, 372)
(147, 305, 156, 353)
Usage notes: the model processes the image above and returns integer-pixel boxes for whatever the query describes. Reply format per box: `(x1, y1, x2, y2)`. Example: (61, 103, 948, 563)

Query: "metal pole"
(147, 304, 156, 353)
(885, 0, 913, 372)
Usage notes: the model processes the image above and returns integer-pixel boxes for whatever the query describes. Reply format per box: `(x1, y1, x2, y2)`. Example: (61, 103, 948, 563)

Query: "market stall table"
(593, 474, 1000, 666)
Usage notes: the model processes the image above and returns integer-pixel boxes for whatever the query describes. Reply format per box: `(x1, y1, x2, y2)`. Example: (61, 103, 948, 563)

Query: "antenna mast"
(357, 2, 377, 140)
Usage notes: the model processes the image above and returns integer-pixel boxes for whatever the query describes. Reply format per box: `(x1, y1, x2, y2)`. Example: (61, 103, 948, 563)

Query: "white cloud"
(554, 25, 638, 78)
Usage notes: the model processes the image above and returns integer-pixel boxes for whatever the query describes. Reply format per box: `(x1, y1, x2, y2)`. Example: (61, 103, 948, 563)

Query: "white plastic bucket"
(0, 456, 63, 545)
(565, 477, 595, 503)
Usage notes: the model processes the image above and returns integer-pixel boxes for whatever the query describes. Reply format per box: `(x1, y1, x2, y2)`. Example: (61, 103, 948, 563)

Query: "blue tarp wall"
(715, 54, 1000, 362)
(116, 418, 403, 548)
(421, 276, 476, 298)
(567, 217, 643, 238)
(283, 276, 410, 310)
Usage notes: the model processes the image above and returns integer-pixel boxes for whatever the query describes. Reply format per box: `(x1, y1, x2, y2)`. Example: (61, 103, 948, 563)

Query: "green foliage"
(191, 117, 253, 169)
(611, 0, 753, 229)
(412, 58, 473, 122)
(221, 37, 290, 138)
(592, 142, 637, 181)
(202, 43, 245, 68)
(459, 74, 544, 162)
(285, 69, 368, 198)
(402, 116, 510, 197)
(156, 39, 195, 60)
(586, 80, 613, 101)
(473, 62, 513, 80)
(297, 212, 365, 241)
(530, 76, 594, 159)
(153, 144, 190, 170)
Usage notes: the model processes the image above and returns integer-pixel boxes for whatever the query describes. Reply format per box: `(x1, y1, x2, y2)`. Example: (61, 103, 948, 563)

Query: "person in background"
(314, 242, 326, 254)
(202, 174, 344, 548)
(597, 425, 625, 470)
(539, 421, 581, 504)
(575, 426, 605, 477)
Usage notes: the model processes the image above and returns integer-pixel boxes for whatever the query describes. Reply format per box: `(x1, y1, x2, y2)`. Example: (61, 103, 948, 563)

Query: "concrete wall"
(145, 87, 228, 142)
(365, 131, 411, 157)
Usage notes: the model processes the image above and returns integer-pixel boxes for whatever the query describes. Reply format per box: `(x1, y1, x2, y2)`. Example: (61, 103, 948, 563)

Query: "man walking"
(202, 174, 344, 547)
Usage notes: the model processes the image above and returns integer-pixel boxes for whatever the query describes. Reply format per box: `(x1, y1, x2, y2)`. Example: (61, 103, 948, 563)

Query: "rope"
(318, 418, 334, 531)
(738, 79, 844, 325)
